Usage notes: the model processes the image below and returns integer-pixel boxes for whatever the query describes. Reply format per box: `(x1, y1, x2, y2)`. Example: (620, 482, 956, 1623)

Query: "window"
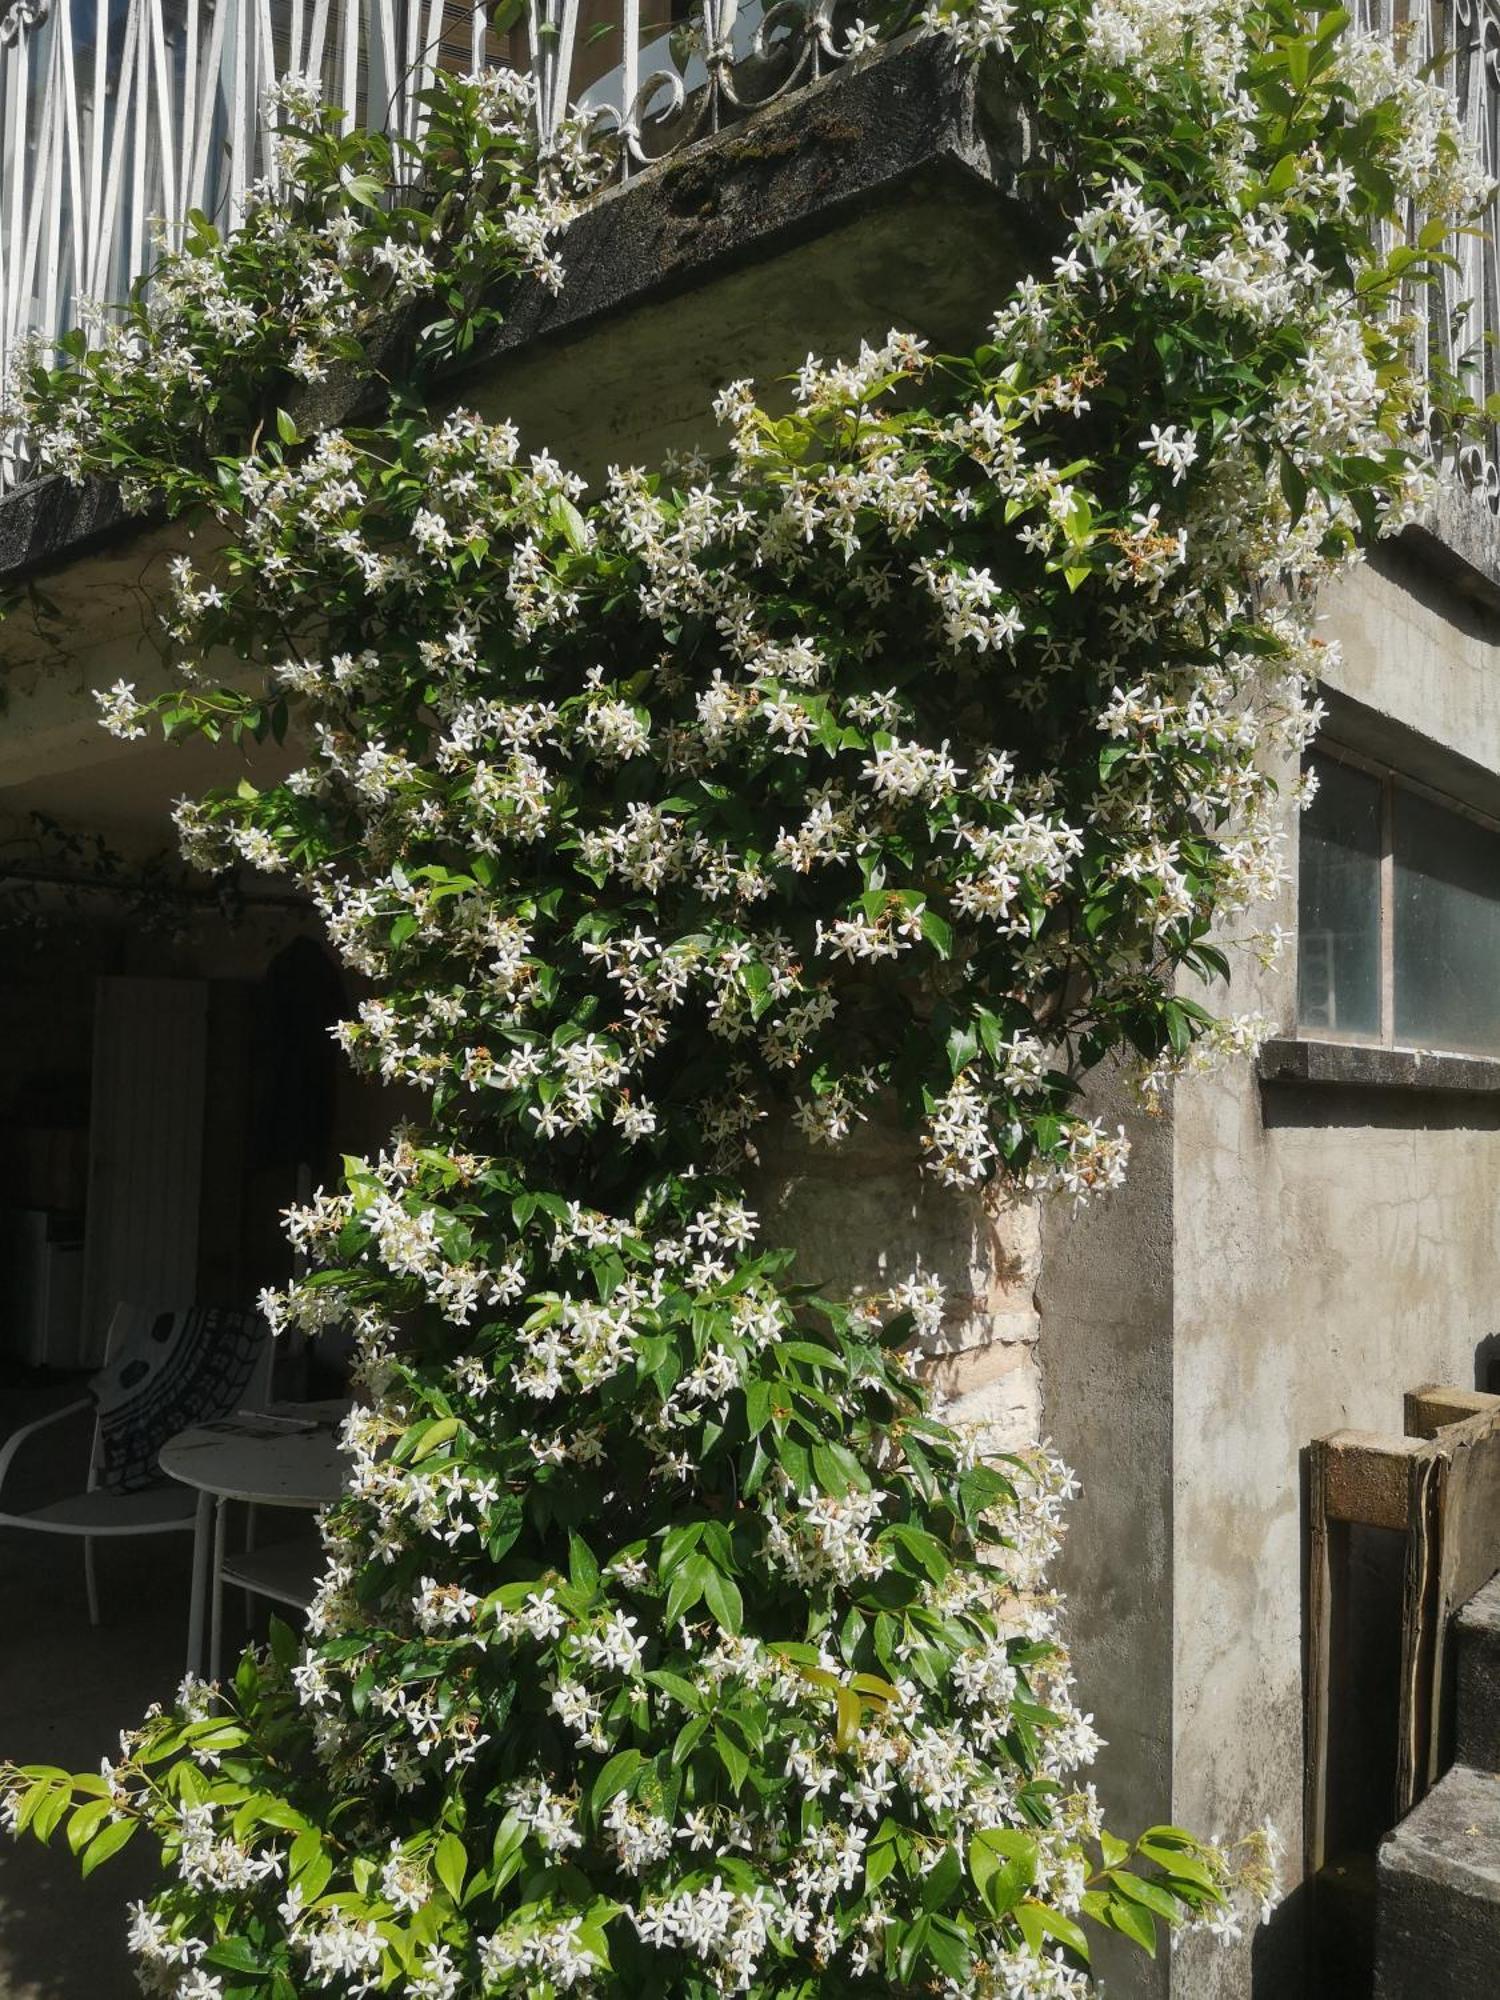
(1298, 746, 1500, 1058)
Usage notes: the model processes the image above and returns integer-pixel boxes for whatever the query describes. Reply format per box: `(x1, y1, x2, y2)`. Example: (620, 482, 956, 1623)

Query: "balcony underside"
(0, 37, 1037, 591)
(0, 35, 1044, 820)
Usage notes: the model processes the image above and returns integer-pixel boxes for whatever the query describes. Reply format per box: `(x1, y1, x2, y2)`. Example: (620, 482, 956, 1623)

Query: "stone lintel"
(1406, 479, 1500, 617)
(455, 33, 1035, 377)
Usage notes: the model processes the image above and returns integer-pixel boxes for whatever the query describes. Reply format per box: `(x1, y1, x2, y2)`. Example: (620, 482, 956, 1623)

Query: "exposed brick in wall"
(752, 1106, 1042, 1455)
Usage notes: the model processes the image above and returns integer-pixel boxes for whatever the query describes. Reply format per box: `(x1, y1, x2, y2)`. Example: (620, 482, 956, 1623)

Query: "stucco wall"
(1167, 552, 1500, 1997)
(1320, 542, 1500, 778)
(1042, 544, 1500, 1999)
(1168, 947, 1500, 1998)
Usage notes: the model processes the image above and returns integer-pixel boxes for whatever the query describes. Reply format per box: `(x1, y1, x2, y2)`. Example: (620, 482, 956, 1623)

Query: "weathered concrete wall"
(1165, 559, 1500, 1997)
(1320, 541, 1500, 790)
(1039, 1066, 1176, 1999)
(1031, 541, 1500, 1999)
(1170, 919, 1500, 1995)
(1041, 546, 1500, 1999)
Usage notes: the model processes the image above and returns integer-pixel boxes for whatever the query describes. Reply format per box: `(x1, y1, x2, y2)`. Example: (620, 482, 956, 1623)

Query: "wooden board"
(1305, 1391, 1500, 1879)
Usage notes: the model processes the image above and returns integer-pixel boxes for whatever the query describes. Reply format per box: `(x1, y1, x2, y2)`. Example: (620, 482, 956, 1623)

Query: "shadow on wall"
(1260, 1084, 1500, 1133)
(1254, 1875, 1314, 1996)
(1473, 1332, 1500, 1395)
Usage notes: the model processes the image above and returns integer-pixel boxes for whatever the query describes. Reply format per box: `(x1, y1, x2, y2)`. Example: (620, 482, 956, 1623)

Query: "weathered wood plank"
(1309, 1393, 1500, 1876)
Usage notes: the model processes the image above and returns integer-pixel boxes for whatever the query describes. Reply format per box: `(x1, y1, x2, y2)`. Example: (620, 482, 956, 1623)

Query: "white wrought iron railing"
(0, 0, 1498, 501)
(0, 0, 875, 487)
(1355, 0, 1500, 506)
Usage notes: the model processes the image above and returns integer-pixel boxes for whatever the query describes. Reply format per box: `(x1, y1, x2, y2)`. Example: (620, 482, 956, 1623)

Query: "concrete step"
(1455, 1570, 1500, 1774)
(1376, 1763, 1500, 1998)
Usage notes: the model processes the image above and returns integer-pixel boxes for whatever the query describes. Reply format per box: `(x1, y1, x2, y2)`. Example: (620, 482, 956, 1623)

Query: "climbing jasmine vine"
(0, 0, 1482, 1992)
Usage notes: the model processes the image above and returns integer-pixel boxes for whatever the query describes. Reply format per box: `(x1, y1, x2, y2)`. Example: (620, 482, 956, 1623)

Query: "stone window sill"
(1257, 1037, 1500, 1095)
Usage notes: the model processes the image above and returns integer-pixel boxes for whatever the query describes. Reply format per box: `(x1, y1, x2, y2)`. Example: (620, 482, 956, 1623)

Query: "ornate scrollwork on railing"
(0, 0, 50, 48)
(567, 0, 917, 178)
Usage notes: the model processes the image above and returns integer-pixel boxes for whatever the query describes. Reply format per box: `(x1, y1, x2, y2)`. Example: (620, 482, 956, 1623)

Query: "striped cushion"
(91, 1306, 265, 1494)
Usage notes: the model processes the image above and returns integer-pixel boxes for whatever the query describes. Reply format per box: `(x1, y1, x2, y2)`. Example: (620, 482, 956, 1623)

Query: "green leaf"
(672, 1715, 710, 1765)
(492, 1815, 527, 1888)
(644, 1670, 702, 1712)
(551, 496, 590, 552)
(592, 1748, 644, 1812)
(1139, 1824, 1204, 1848)
(290, 1829, 333, 1903)
(412, 1416, 461, 1461)
(1137, 1838, 1219, 1890)
(1102, 1891, 1157, 1954)
(65, 1798, 113, 1855)
(568, 1532, 601, 1596)
(866, 1836, 900, 1893)
(268, 1617, 300, 1670)
(80, 1818, 136, 1877)
(342, 173, 387, 210)
(31, 1787, 70, 1842)
(919, 906, 953, 957)
(665, 1552, 711, 1628)
(1098, 1828, 1130, 1870)
(1107, 1868, 1186, 1923)
(834, 1686, 863, 1752)
(434, 1831, 467, 1903)
(922, 1915, 972, 1982)
(714, 1727, 749, 1792)
(744, 1378, 774, 1433)
(203, 1938, 270, 1975)
(1016, 1899, 1090, 1962)
(968, 1828, 1036, 1919)
(898, 1911, 938, 1983)
(921, 1843, 964, 1911)
(701, 1566, 743, 1635)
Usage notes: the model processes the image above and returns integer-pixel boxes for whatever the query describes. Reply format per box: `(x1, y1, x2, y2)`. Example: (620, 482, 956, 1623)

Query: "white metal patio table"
(159, 1402, 349, 1682)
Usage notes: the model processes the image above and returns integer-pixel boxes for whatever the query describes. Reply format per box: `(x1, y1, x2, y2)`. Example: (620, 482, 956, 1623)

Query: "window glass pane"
(1298, 754, 1382, 1039)
(1393, 788, 1500, 1057)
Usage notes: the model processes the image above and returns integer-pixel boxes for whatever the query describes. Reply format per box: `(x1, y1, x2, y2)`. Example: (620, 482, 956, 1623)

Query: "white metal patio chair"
(0, 1303, 271, 1630)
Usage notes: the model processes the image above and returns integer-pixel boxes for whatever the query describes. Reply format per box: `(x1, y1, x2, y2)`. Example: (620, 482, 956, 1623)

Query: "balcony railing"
(0, 0, 1498, 505)
(1354, 0, 1500, 508)
(0, 0, 877, 483)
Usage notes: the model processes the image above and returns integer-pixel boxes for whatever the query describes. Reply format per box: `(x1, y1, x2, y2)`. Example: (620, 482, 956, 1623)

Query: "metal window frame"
(1303, 737, 1500, 1055)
